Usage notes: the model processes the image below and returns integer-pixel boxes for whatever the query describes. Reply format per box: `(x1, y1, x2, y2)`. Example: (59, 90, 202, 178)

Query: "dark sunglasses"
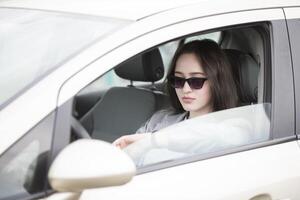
(168, 76, 207, 89)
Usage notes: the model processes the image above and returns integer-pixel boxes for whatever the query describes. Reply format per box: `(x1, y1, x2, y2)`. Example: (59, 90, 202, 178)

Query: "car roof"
(0, 0, 299, 21)
(0, 0, 205, 20)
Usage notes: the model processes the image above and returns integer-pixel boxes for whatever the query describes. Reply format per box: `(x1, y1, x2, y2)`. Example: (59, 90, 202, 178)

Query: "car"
(1, 0, 300, 199)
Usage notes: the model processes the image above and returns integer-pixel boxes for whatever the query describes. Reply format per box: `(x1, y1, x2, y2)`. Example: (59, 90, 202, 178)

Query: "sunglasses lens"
(169, 76, 207, 89)
(174, 78, 185, 88)
(170, 77, 185, 88)
(188, 78, 206, 89)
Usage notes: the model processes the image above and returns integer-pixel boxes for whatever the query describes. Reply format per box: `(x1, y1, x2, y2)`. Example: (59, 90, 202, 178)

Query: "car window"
(184, 31, 222, 44)
(0, 113, 54, 200)
(70, 23, 272, 168)
(87, 32, 222, 90)
(0, 8, 129, 109)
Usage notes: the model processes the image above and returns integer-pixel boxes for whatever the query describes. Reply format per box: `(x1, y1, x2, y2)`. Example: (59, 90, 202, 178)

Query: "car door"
(50, 7, 299, 200)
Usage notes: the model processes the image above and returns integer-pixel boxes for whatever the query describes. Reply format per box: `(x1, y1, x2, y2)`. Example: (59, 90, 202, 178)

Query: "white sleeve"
(152, 118, 255, 154)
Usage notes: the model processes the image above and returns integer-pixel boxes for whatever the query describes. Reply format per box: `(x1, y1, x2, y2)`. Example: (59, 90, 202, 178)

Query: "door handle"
(249, 194, 290, 200)
(249, 194, 272, 200)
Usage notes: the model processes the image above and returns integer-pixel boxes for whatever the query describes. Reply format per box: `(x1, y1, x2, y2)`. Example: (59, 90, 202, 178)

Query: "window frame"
(53, 8, 295, 174)
(284, 7, 300, 138)
(269, 19, 295, 139)
(137, 19, 295, 173)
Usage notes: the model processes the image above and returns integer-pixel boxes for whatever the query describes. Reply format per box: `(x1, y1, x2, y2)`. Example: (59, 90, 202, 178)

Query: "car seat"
(224, 49, 260, 105)
(80, 48, 168, 142)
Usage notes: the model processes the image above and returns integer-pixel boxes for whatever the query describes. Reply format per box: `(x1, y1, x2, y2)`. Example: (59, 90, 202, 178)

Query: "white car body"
(0, 0, 300, 199)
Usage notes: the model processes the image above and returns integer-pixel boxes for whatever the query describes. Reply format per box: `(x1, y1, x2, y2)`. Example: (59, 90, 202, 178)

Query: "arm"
(113, 109, 173, 148)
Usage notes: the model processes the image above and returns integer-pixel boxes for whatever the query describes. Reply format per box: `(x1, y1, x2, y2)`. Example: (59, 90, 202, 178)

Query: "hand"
(112, 133, 147, 149)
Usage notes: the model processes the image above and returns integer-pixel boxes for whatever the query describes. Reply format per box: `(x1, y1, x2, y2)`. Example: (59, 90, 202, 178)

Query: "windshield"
(124, 104, 271, 167)
(0, 8, 129, 109)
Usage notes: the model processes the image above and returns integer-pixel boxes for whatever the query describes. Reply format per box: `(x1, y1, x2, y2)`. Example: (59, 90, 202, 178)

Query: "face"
(174, 53, 213, 118)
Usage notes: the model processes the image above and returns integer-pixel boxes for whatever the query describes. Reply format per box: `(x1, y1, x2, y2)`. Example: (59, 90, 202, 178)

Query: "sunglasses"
(168, 76, 207, 89)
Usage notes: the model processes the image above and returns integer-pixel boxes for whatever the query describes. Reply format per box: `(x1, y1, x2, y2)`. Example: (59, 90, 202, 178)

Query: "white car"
(1, 0, 300, 199)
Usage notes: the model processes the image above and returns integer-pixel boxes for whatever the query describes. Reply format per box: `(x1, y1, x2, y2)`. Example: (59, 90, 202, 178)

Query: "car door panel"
(80, 141, 300, 200)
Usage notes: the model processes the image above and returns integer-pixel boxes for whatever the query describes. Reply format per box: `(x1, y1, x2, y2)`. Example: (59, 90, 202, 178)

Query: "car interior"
(71, 23, 271, 143)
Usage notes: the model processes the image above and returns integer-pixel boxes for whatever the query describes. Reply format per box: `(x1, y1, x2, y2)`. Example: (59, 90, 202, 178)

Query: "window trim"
(135, 19, 294, 172)
(269, 19, 295, 139)
(54, 10, 294, 173)
(285, 15, 300, 138)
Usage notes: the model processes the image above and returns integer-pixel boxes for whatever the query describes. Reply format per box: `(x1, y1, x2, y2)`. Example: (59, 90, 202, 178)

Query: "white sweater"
(125, 104, 271, 166)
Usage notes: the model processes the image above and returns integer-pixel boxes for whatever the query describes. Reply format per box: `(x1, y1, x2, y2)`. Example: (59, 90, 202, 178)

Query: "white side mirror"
(48, 139, 136, 192)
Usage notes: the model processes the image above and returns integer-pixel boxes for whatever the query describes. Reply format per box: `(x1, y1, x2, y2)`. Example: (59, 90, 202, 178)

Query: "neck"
(189, 106, 213, 119)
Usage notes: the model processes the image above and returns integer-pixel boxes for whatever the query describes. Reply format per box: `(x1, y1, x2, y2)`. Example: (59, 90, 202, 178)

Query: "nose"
(182, 81, 192, 93)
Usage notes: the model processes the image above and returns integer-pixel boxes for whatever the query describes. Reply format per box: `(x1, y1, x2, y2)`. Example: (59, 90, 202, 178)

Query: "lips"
(182, 96, 195, 103)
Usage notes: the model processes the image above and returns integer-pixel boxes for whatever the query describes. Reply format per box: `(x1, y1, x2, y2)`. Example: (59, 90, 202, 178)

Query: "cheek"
(196, 83, 211, 100)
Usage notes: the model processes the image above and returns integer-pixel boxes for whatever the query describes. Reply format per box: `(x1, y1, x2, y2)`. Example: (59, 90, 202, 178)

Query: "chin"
(182, 105, 196, 112)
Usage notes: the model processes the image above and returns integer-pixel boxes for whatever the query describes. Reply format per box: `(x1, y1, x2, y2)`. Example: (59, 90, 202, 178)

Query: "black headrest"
(115, 48, 164, 82)
(224, 49, 259, 104)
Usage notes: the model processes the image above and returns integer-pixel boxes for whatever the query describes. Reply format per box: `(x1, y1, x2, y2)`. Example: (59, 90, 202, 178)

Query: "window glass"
(0, 8, 129, 109)
(159, 41, 180, 79)
(0, 113, 54, 199)
(74, 25, 271, 168)
(184, 31, 222, 43)
(91, 32, 221, 90)
(124, 103, 271, 167)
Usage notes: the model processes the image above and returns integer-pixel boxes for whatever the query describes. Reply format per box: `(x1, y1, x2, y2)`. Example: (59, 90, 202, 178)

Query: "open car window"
(124, 103, 271, 167)
(71, 22, 272, 169)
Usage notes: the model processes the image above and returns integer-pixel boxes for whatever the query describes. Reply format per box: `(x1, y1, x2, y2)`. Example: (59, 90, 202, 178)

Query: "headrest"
(115, 48, 164, 82)
(224, 49, 259, 104)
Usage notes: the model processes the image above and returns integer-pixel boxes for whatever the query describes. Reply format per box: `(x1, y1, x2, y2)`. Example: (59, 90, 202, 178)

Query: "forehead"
(175, 53, 204, 73)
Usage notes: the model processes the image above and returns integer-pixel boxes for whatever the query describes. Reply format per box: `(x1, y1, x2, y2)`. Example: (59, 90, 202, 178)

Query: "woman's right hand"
(112, 133, 147, 149)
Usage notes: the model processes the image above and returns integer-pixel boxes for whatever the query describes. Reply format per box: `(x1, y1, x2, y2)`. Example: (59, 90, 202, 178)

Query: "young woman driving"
(113, 39, 238, 149)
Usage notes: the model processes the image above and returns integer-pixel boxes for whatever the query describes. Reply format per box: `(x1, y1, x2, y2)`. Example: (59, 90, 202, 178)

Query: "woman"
(113, 39, 238, 149)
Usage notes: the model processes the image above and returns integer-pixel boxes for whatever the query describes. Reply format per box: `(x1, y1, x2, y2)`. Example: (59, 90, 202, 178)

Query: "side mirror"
(48, 139, 136, 192)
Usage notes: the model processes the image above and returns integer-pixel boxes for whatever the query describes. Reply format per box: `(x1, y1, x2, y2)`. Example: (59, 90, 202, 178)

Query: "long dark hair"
(167, 39, 238, 113)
